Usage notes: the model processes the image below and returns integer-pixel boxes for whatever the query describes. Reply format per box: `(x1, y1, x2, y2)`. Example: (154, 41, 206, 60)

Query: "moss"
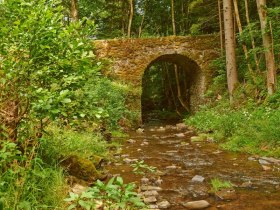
(61, 155, 101, 182)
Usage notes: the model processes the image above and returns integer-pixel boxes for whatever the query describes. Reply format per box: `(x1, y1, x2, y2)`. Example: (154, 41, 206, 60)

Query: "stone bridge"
(94, 35, 220, 124)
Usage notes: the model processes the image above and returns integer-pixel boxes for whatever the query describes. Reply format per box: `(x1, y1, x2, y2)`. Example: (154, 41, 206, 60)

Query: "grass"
(185, 99, 280, 157)
(210, 178, 233, 193)
(39, 124, 109, 164)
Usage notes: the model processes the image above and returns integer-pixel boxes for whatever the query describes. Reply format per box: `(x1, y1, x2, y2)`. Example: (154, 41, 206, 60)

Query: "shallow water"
(108, 125, 280, 209)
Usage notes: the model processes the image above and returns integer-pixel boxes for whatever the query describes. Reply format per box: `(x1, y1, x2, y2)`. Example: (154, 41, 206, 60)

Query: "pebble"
(191, 136, 202, 142)
(262, 165, 271, 171)
(248, 157, 256, 161)
(142, 190, 159, 197)
(136, 128, 144, 133)
(71, 184, 87, 195)
(155, 178, 163, 186)
(141, 186, 163, 191)
(240, 181, 252, 188)
(144, 196, 157, 203)
(260, 157, 280, 165)
(182, 200, 210, 209)
(176, 123, 188, 131)
(127, 139, 136, 143)
(141, 177, 150, 185)
(123, 158, 138, 164)
(157, 200, 171, 209)
(148, 204, 159, 209)
(215, 188, 237, 201)
(166, 165, 177, 169)
(157, 127, 166, 132)
(191, 175, 205, 183)
(174, 133, 185, 138)
(259, 159, 271, 165)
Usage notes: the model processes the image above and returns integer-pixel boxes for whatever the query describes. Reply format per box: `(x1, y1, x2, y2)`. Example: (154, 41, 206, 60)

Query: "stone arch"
(141, 54, 203, 121)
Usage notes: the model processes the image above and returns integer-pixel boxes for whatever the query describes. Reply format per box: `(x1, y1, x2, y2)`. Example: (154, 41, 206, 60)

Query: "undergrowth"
(185, 97, 280, 157)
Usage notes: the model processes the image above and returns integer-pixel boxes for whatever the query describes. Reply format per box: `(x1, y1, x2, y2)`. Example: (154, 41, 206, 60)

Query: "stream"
(107, 124, 280, 209)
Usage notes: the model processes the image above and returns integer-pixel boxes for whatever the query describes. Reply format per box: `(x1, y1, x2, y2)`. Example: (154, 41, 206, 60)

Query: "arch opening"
(141, 54, 202, 124)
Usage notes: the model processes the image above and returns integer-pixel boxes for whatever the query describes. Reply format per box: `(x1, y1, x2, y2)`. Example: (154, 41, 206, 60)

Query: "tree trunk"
(223, 0, 238, 102)
(171, 0, 176, 35)
(127, 0, 134, 38)
(245, 0, 260, 73)
(164, 64, 181, 116)
(218, 0, 224, 55)
(233, 0, 255, 83)
(70, 0, 79, 21)
(174, 65, 190, 112)
(138, 11, 145, 37)
(256, 0, 277, 95)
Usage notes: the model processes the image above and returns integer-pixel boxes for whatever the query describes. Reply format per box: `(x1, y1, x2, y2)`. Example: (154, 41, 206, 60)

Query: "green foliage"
(185, 99, 280, 157)
(0, 155, 67, 209)
(0, 142, 21, 172)
(39, 125, 108, 164)
(130, 160, 157, 175)
(64, 176, 146, 210)
(210, 178, 233, 193)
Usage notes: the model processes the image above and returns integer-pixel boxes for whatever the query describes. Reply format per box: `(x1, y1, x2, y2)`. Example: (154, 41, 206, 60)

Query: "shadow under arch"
(141, 54, 203, 123)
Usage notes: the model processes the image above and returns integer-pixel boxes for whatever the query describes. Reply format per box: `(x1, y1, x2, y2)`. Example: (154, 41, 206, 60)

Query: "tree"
(256, 0, 277, 95)
(223, 0, 238, 102)
(70, 0, 79, 21)
(128, 0, 134, 37)
(171, 0, 176, 36)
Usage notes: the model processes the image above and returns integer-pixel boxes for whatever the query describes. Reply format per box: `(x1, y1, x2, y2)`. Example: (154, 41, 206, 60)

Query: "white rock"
(141, 186, 163, 191)
(191, 175, 205, 182)
(183, 200, 210, 209)
(166, 165, 177, 169)
(157, 200, 171, 209)
(148, 204, 159, 209)
(174, 133, 185, 138)
(258, 159, 271, 165)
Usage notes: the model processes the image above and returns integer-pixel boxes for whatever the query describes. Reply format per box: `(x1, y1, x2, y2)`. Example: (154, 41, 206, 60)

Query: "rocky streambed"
(107, 123, 280, 210)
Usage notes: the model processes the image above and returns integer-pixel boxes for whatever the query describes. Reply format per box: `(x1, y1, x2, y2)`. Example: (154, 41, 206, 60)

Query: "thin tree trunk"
(233, 0, 256, 83)
(256, 0, 277, 95)
(245, 0, 260, 73)
(223, 0, 238, 102)
(138, 11, 145, 37)
(165, 64, 181, 116)
(174, 65, 190, 112)
(70, 0, 78, 21)
(128, 0, 134, 38)
(218, 0, 224, 55)
(171, 0, 176, 36)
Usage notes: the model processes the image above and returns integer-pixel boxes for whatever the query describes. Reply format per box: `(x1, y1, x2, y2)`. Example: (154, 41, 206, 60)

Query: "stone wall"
(94, 35, 220, 124)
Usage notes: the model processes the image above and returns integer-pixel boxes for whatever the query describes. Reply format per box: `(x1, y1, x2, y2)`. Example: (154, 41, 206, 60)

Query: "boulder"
(182, 200, 210, 209)
(60, 155, 102, 182)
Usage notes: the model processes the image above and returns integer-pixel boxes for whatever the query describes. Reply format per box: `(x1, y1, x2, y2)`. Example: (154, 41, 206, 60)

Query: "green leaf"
(67, 204, 77, 210)
(62, 98, 72, 103)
